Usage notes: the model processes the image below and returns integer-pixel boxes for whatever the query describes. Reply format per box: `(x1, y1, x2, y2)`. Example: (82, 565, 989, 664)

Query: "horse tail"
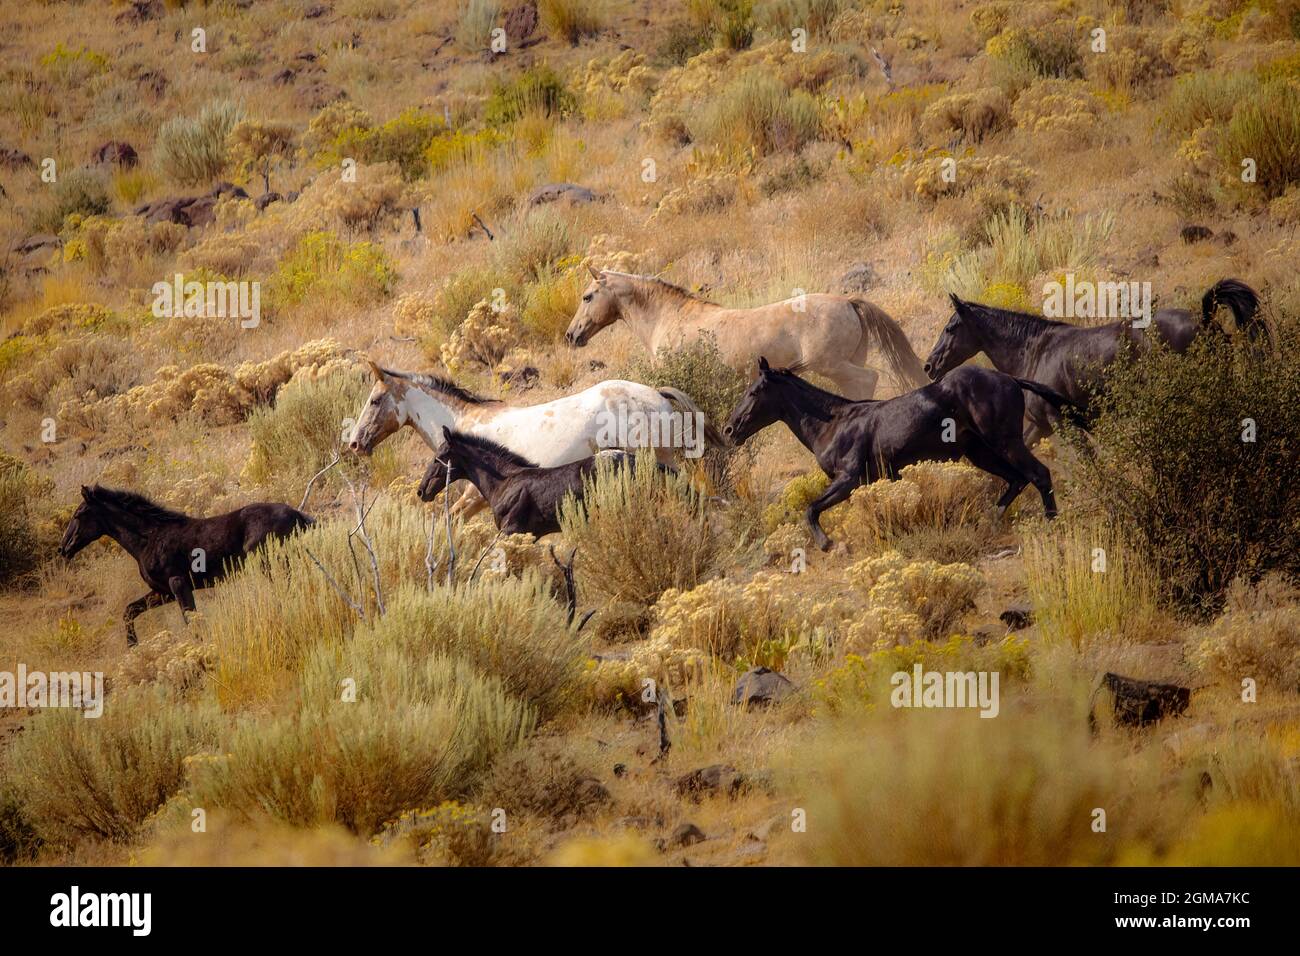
(658, 387, 726, 448)
(1014, 378, 1073, 409)
(849, 298, 928, 391)
(1201, 278, 1262, 337)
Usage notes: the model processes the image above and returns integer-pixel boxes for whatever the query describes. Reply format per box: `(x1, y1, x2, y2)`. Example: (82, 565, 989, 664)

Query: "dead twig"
(468, 531, 504, 583)
(299, 450, 341, 511)
(304, 547, 365, 620)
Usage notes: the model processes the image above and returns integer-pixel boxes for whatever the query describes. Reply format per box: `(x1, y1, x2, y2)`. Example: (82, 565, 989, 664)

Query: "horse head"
(348, 361, 407, 454)
(417, 441, 462, 502)
(565, 267, 623, 347)
(723, 357, 785, 446)
(59, 486, 110, 559)
(923, 294, 983, 381)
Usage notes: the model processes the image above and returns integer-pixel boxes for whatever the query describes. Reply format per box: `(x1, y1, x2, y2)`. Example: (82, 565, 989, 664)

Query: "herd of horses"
(59, 271, 1262, 644)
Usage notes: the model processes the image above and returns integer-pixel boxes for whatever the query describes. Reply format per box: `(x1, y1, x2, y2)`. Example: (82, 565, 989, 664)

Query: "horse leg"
(999, 441, 1058, 519)
(806, 471, 862, 551)
(826, 361, 880, 401)
(963, 441, 1030, 517)
(124, 590, 174, 647)
(167, 575, 197, 627)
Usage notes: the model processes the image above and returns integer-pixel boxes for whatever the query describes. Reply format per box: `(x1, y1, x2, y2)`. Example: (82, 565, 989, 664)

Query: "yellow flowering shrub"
(1011, 78, 1104, 143)
(826, 461, 997, 551)
(762, 469, 829, 533)
(440, 299, 520, 372)
(903, 152, 1031, 204)
(115, 629, 215, 694)
(844, 551, 984, 650)
(1190, 574, 1300, 693)
(374, 801, 496, 866)
(583, 637, 707, 709)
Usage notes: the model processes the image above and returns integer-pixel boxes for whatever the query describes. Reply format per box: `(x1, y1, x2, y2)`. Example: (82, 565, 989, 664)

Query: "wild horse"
(723, 359, 1068, 550)
(422, 428, 674, 537)
(59, 485, 312, 645)
(923, 278, 1261, 443)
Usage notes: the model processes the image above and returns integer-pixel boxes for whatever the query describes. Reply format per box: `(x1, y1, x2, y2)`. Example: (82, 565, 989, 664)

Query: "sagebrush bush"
(156, 99, 244, 186)
(0, 454, 55, 587)
(689, 69, 821, 154)
(558, 453, 722, 608)
(269, 230, 397, 310)
(1069, 333, 1300, 614)
(27, 168, 110, 234)
(352, 578, 588, 720)
(6, 686, 219, 845)
(843, 551, 984, 650)
(485, 66, 577, 125)
(541, 0, 605, 43)
(1217, 79, 1300, 199)
(1190, 575, 1300, 693)
(190, 651, 532, 835)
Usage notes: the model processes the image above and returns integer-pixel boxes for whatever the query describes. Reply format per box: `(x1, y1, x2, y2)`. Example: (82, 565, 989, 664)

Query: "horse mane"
(382, 367, 500, 405)
(956, 299, 1069, 336)
(607, 272, 714, 308)
(88, 485, 189, 523)
(444, 430, 538, 469)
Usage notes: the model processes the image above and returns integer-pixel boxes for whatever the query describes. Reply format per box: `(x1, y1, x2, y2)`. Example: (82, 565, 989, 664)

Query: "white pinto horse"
(347, 362, 716, 517)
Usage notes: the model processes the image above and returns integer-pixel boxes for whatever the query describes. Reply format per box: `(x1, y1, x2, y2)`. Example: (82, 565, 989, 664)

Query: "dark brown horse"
(923, 278, 1260, 443)
(59, 485, 312, 645)
(723, 359, 1067, 550)
(421, 428, 661, 537)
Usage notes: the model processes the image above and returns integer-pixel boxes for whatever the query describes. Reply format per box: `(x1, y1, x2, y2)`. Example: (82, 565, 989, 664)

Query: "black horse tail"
(1201, 278, 1261, 337)
(1014, 378, 1073, 409)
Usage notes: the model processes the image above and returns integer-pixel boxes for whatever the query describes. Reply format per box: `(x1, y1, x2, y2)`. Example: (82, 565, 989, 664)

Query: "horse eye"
(582, 293, 593, 302)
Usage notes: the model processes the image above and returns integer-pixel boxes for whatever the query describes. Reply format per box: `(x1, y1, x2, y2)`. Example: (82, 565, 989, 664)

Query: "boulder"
(669, 822, 706, 848)
(731, 666, 794, 709)
(1097, 672, 1191, 729)
(1181, 224, 1214, 244)
(528, 182, 599, 207)
(91, 141, 138, 168)
(999, 605, 1034, 631)
(503, 2, 539, 43)
(254, 191, 283, 211)
(837, 261, 879, 294)
(674, 764, 755, 800)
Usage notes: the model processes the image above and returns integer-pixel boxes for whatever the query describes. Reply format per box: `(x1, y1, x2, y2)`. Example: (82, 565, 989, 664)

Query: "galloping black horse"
(923, 278, 1261, 443)
(723, 359, 1068, 550)
(420, 428, 652, 537)
(59, 485, 312, 645)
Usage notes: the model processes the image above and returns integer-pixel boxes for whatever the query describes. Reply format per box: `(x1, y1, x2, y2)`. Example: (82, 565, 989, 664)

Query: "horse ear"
(758, 356, 770, 372)
(80, 485, 93, 501)
(587, 265, 602, 282)
(948, 292, 966, 311)
(366, 360, 386, 382)
(441, 425, 452, 440)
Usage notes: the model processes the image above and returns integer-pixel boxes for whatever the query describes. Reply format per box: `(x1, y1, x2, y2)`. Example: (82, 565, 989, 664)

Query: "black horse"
(59, 485, 312, 645)
(420, 428, 658, 537)
(923, 278, 1261, 443)
(723, 359, 1068, 550)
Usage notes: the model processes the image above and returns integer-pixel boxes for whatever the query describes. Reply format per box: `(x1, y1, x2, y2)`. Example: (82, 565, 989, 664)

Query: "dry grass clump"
(1190, 574, 1300, 693)
(188, 651, 532, 835)
(114, 629, 216, 695)
(558, 454, 722, 608)
(3, 686, 219, 846)
(843, 551, 984, 650)
(1021, 517, 1167, 647)
(797, 699, 1178, 865)
(478, 737, 607, 824)
(689, 69, 822, 155)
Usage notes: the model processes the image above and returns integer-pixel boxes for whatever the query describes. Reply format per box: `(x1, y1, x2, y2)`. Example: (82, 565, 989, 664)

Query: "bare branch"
(304, 547, 365, 620)
(468, 531, 504, 583)
(299, 450, 341, 511)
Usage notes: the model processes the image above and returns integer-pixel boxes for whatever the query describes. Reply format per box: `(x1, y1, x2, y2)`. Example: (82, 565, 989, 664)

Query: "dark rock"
(91, 141, 138, 168)
(587, 360, 606, 372)
(612, 763, 627, 778)
(271, 68, 298, 85)
(135, 68, 168, 98)
(497, 365, 539, 389)
(999, 605, 1034, 631)
(669, 822, 706, 847)
(285, 190, 301, 203)
(731, 667, 794, 709)
(134, 183, 249, 228)
(1097, 672, 1192, 729)
(254, 191, 283, 211)
(675, 764, 754, 800)
(573, 777, 611, 810)
(0, 147, 33, 170)
(528, 182, 599, 207)
(837, 261, 879, 294)
(502, 2, 539, 43)
(304, 3, 330, 17)
(115, 0, 163, 24)
(1181, 224, 1214, 244)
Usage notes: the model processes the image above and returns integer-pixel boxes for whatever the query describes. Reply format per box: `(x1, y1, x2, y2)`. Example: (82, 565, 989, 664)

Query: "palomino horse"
(564, 269, 928, 399)
(59, 485, 312, 645)
(923, 278, 1261, 444)
(348, 362, 716, 517)
(723, 359, 1067, 550)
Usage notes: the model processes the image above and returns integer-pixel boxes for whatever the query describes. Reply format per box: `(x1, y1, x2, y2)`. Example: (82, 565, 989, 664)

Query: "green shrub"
(155, 99, 244, 186)
(27, 169, 111, 235)
(1068, 331, 1300, 615)
(6, 686, 219, 845)
(558, 453, 722, 608)
(485, 66, 577, 125)
(0, 454, 55, 588)
(656, 20, 713, 65)
(456, 0, 503, 51)
(333, 108, 447, 181)
(269, 230, 397, 309)
(1218, 80, 1300, 200)
(689, 70, 821, 154)
(190, 651, 533, 835)
(1160, 71, 1255, 139)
